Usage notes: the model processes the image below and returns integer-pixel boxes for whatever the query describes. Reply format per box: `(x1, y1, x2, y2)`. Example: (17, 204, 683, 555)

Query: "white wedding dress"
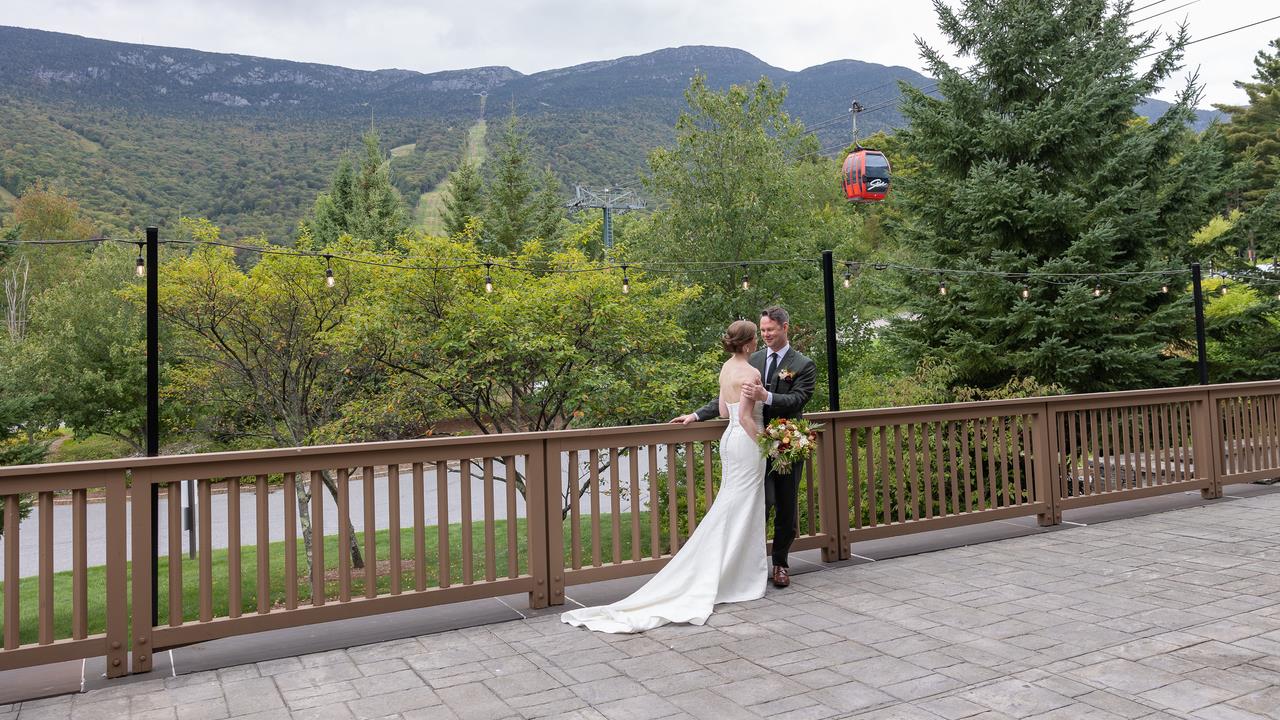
(561, 401, 768, 633)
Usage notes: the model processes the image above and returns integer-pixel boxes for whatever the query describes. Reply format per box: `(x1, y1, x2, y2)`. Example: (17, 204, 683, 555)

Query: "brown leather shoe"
(771, 565, 790, 588)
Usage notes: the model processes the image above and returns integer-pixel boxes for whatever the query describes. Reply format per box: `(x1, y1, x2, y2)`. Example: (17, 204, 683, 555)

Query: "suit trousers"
(764, 458, 803, 568)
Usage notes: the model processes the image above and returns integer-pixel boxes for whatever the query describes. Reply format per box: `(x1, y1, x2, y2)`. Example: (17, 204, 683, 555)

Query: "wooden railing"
(1, 380, 1278, 677)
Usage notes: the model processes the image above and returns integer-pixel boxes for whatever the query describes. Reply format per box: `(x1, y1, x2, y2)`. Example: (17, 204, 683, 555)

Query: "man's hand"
(669, 413, 698, 424)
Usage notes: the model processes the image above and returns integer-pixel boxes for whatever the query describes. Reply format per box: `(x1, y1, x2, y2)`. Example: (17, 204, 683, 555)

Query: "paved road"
(15, 481, 1280, 718)
(3, 452, 664, 578)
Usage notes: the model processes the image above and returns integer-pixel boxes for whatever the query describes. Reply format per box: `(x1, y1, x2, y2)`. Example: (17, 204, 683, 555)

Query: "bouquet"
(757, 418, 821, 473)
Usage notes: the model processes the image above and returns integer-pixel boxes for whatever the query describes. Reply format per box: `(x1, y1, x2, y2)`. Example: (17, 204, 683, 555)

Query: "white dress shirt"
(763, 344, 790, 405)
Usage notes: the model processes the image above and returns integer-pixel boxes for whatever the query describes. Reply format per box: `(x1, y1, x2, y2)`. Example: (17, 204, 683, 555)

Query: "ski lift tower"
(565, 186, 645, 251)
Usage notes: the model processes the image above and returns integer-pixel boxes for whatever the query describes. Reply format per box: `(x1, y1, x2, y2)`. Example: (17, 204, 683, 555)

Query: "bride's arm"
(739, 378, 762, 438)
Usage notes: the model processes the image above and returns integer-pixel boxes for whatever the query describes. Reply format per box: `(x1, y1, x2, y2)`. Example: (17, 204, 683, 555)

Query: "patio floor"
(7, 486, 1280, 719)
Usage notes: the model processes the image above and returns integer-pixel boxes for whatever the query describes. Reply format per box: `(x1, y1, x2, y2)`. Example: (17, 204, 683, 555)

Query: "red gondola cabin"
(842, 149, 891, 202)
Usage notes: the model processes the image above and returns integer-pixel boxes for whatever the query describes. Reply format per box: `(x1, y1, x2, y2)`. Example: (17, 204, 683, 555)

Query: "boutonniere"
(779, 369, 797, 382)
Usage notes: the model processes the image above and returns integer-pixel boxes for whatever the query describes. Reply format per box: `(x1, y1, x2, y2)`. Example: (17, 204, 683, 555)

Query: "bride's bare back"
(719, 358, 762, 438)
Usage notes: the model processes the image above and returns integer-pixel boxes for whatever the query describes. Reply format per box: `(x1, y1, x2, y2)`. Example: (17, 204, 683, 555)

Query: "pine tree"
(1214, 37, 1280, 206)
(482, 114, 536, 255)
(530, 167, 565, 248)
(441, 161, 486, 238)
(891, 0, 1229, 393)
(305, 130, 407, 251)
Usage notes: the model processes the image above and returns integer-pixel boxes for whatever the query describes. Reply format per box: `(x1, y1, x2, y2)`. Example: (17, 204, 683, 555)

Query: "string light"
(484, 262, 494, 294)
(324, 255, 335, 288)
(843, 264, 853, 289)
(1019, 284, 1030, 300)
(1220, 280, 1228, 296)
(1161, 283, 1169, 294)
(1093, 279, 1103, 297)
(135, 243, 145, 278)
(741, 264, 750, 290)
(621, 264, 630, 295)
(938, 276, 949, 296)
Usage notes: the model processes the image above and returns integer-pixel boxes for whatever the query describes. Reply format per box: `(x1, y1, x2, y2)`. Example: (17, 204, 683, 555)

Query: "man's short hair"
(760, 306, 789, 325)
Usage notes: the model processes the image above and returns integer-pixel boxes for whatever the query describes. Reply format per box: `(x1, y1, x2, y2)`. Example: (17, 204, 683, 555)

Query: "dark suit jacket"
(695, 347, 817, 423)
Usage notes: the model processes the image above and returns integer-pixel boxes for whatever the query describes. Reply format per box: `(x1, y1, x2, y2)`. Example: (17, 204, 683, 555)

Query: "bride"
(561, 319, 768, 633)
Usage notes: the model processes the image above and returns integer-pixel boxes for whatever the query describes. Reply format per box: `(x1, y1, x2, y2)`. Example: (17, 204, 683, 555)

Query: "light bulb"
(135, 257, 145, 277)
(1020, 285, 1029, 300)
(938, 281, 948, 296)
(325, 268, 335, 288)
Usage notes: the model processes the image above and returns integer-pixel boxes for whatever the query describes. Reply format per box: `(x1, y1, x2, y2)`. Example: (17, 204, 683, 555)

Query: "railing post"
(104, 472, 130, 678)
(129, 468, 155, 674)
(525, 442, 551, 610)
(818, 422, 850, 561)
(1034, 404, 1062, 526)
(544, 440, 566, 606)
(1198, 390, 1224, 499)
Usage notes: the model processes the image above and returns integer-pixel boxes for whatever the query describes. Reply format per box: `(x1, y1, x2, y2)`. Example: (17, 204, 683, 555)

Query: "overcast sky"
(2, 0, 1277, 108)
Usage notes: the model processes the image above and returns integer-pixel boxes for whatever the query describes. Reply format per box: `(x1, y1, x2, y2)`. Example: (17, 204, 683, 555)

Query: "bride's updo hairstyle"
(721, 319, 758, 354)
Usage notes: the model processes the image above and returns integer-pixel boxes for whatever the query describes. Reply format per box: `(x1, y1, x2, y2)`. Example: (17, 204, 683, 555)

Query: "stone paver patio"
(7, 491, 1280, 720)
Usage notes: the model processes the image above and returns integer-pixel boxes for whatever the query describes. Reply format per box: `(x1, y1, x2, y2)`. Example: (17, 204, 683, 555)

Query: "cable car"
(841, 149, 891, 203)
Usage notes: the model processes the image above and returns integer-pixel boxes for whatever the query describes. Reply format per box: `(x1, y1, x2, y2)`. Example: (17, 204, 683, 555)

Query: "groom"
(672, 306, 816, 588)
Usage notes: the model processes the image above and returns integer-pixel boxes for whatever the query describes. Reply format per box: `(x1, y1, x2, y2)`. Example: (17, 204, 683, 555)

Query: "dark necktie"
(766, 352, 779, 389)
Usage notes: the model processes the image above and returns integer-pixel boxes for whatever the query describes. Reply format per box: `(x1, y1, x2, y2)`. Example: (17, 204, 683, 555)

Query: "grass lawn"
(1, 511, 660, 646)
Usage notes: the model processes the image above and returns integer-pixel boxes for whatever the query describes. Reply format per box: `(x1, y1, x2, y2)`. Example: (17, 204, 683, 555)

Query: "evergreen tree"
(482, 114, 536, 255)
(305, 130, 407, 251)
(531, 167, 566, 248)
(441, 161, 486, 238)
(890, 0, 1228, 393)
(1214, 37, 1280, 206)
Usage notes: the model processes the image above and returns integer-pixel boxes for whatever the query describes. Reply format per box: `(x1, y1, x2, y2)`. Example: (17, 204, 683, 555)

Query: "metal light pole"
(1191, 262, 1209, 385)
(821, 250, 840, 411)
(146, 226, 159, 627)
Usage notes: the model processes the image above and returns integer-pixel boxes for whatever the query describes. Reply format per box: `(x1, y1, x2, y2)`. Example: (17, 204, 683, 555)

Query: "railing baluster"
(567, 451, 580, 570)
(38, 491, 53, 645)
(998, 416, 1011, 507)
(1019, 414, 1033, 502)
(167, 482, 182, 626)
(1088, 409, 1102, 495)
(227, 478, 242, 619)
(414, 463, 426, 591)
(960, 421, 974, 513)
(200, 478, 213, 620)
(892, 425, 906, 523)
(985, 417, 998, 508)
(851, 429, 863, 528)
(460, 460, 473, 586)
(436, 460, 450, 588)
(975, 418, 989, 508)
(364, 466, 376, 599)
(648, 445, 660, 559)
(684, 442, 697, 536)
(389, 463, 401, 595)
(610, 448, 622, 564)
(505, 455, 518, 577)
(73, 488, 88, 639)
(337, 468, 351, 602)
(1103, 407, 1117, 492)
(310, 471, 324, 607)
(929, 422, 942, 519)
(630, 447, 642, 562)
(666, 444, 679, 552)
(483, 458, 496, 582)
(255, 475, 269, 615)
(906, 423, 920, 520)
(4, 495, 18, 650)
(284, 473, 298, 610)
(947, 422, 961, 514)
(589, 449, 602, 566)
